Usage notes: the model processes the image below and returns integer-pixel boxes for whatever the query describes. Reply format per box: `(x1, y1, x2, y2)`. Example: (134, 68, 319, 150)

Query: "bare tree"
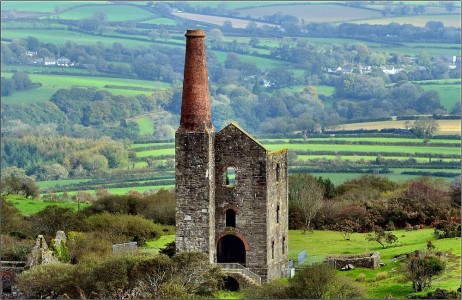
(289, 174, 324, 234)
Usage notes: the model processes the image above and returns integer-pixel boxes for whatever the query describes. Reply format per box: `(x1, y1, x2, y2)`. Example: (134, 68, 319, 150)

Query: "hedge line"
(287, 140, 460, 147)
(292, 150, 460, 159)
(401, 171, 459, 178)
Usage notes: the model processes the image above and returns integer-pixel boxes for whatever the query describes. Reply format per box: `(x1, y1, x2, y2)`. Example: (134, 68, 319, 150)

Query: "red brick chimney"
(180, 29, 212, 131)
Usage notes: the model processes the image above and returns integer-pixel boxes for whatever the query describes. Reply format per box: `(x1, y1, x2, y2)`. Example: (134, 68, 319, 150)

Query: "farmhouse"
(175, 29, 289, 286)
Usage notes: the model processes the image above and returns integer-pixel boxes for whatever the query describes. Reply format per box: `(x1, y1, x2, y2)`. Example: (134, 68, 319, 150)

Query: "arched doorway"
(224, 276, 240, 291)
(217, 235, 246, 265)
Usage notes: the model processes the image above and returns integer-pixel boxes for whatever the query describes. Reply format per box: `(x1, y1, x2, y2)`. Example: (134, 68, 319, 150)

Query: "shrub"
(398, 250, 446, 292)
(17, 262, 76, 298)
(356, 273, 366, 282)
(0, 235, 35, 261)
(433, 219, 461, 239)
(84, 212, 162, 245)
(243, 279, 289, 299)
(375, 272, 389, 281)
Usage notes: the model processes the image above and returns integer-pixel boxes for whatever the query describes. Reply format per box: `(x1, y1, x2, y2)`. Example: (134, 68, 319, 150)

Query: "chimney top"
(179, 29, 213, 131)
(185, 29, 206, 38)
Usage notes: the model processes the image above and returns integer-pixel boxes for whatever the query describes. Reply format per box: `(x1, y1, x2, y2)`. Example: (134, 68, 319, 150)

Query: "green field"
(141, 17, 178, 25)
(212, 50, 284, 69)
(289, 229, 461, 298)
(135, 117, 155, 135)
(1, 72, 170, 104)
(238, 4, 383, 23)
(57, 4, 154, 22)
(420, 84, 461, 111)
(36, 179, 92, 189)
(0, 1, 96, 13)
(265, 143, 459, 155)
(6, 195, 90, 216)
(144, 228, 460, 299)
(352, 14, 461, 28)
(1, 29, 155, 47)
(339, 120, 460, 135)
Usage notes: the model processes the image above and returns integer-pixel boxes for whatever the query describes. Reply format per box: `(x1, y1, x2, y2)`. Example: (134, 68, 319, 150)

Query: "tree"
(30, 205, 82, 237)
(208, 28, 224, 44)
(365, 226, 398, 248)
(399, 250, 446, 292)
(412, 117, 439, 138)
(289, 174, 324, 234)
(416, 90, 443, 113)
(442, 1, 456, 13)
(1, 176, 39, 198)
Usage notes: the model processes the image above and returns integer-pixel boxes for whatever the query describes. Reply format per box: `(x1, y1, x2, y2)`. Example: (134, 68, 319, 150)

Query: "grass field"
(352, 14, 461, 28)
(212, 50, 284, 69)
(134, 116, 155, 135)
(0, 1, 93, 13)
(170, 12, 277, 29)
(5, 194, 90, 216)
(238, 4, 383, 23)
(143, 228, 460, 299)
(265, 143, 459, 155)
(1, 72, 169, 104)
(419, 84, 461, 111)
(36, 179, 92, 189)
(289, 229, 461, 298)
(1, 29, 154, 47)
(57, 4, 154, 22)
(337, 120, 461, 135)
(141, 17, 178, 25)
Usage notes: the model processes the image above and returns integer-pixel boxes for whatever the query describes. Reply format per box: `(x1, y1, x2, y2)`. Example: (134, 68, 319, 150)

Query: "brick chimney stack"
(180, 29, 212, 131)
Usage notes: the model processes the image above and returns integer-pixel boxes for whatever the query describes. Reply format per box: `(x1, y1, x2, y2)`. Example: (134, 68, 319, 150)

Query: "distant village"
(22, 50, 460, 78)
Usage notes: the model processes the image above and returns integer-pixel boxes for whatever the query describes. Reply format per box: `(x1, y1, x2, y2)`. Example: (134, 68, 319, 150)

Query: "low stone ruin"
(324, 252, 380, 270)
(25, 235, 58, 268)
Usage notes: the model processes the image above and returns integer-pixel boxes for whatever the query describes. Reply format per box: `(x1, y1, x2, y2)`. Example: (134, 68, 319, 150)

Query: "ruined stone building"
(175, 29, 289, 283)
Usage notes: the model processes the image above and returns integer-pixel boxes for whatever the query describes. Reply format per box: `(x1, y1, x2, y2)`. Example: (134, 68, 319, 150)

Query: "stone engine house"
(175, 29, 289, 282)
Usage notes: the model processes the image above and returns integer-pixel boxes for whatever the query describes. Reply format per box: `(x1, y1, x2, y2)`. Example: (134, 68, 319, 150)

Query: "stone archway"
(217, 234, 246, 266)
(224, 276, 240, 291)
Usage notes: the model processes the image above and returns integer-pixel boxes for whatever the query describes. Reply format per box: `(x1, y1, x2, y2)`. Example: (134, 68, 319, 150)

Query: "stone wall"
(175, 128, 216, 263)
(1, 261, 25, 299)
(266, 149, 289, 281)
(214, 123, 289, 282)
(324, 252, 380, 269)
(214, 123, 268, 280)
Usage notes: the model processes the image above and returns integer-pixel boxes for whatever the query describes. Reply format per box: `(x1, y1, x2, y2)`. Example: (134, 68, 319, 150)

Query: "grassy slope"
(142, 229, 460, 299)
(420, 84, 461, 111)
(135, 117, 155, 135)
(237, 4, 383, 23)
(56, 4, 154, 21)
(1, 72, 170, 104)
(6, 194, 90, 216)
(289, 229, 461, 298)
(352, 14, 461, 28)
(338, 120, 461, 135)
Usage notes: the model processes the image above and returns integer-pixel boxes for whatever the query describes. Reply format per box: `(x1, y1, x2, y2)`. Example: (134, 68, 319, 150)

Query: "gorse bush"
(17, 252, 224, 299)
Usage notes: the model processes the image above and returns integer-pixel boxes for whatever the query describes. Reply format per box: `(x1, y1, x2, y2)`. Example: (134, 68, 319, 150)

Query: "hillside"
(1, 0, 460, 192)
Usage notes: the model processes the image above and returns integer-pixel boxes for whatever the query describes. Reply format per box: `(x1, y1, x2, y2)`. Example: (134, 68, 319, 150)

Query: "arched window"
(224, 167, 236, 186)
(226, 209, 236, 227)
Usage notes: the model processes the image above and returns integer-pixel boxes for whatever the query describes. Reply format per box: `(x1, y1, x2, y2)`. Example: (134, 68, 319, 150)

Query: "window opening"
(282, 237, 285, 254)
(226, 209, 236, 228)
(224, 167, 236, 186)
(271, 241, 275, 259)
(276, 163, 280, 182)
(276, 205, 280, 223)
